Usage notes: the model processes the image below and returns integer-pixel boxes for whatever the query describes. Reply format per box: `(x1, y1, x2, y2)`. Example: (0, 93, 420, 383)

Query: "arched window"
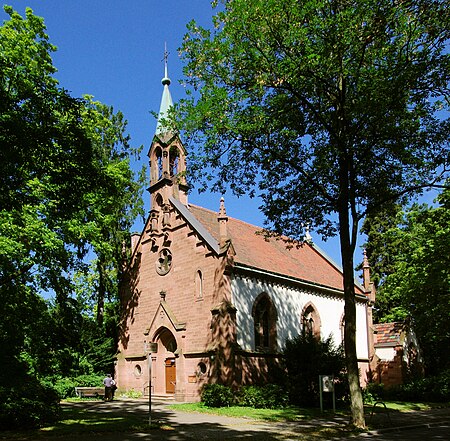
(252, 294, 277, 351)
(301, 303, 321, 339)
(340, 314, 345, 344)
(195, 270, 203, 300)
(152, 146, 163, 181)
(169, 146, 179, 177)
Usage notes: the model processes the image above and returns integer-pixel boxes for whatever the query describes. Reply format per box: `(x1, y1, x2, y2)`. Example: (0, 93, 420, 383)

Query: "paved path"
(1, 399, 449, 440)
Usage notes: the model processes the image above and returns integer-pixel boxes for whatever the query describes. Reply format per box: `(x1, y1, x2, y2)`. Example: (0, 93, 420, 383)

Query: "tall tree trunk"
(97, 258, 105, 328)
(339, 199, 366, 428)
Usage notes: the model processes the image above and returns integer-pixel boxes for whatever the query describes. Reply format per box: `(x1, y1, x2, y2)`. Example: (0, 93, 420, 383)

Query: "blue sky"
(4, 0, 416, 271)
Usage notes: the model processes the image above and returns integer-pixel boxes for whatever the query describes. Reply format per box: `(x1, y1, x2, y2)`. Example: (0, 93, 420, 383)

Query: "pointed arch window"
(151, 146, 163, 181)
(301, 303, 321, 339)
(252, 293, 277, 351)
(169, 145, 179, 177)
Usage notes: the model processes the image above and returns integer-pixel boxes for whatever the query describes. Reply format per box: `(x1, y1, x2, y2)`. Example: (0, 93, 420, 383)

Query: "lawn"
(0, 398, 445, 440)
(168, 400, 438, 422)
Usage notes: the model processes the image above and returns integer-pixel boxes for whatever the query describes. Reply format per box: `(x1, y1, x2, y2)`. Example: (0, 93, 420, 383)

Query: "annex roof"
(374, 322, 405, 347)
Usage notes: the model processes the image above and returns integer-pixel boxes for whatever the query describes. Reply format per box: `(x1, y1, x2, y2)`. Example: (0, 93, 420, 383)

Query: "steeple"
(148, 45, 188, 222)
(155, 44, 174, 137)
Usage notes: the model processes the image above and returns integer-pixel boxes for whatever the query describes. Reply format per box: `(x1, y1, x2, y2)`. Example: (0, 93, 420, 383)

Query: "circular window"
(156, 248, 172, 275)
(197, 362, 207, 375)
(134, 364, 142, 377)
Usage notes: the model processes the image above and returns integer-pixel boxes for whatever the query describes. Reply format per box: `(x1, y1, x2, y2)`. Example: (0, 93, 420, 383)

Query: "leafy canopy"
(364, 187, 450, 375)
(0, 6, 144, 427)
(178, 0, 449, 240)
(177, 0, 449, 427)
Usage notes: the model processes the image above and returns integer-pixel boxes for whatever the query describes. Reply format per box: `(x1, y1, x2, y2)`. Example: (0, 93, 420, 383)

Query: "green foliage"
(237, 384, 288, 409)
(364, 187, 450, 375)
(366, 370, 450, 403)
(119, 389, 143, 399)
(0, 377, 60, 430)
(283, 333, 347, 406)
(49, 374, 104, 399)
(201, 383, 234, 407)
(177, 0, 449, 426)
(0, 6, 144, 426)
(362, 383, 384, 404)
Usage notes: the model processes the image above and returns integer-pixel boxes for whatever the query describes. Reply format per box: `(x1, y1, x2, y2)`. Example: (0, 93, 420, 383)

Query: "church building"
(116, 65, 374, 401)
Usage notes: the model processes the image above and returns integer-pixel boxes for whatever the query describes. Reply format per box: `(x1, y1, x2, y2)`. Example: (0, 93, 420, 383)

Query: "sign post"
(319, 375, 335, 413)
(145, 342, 158, 426)
(147, 351, 152, 425)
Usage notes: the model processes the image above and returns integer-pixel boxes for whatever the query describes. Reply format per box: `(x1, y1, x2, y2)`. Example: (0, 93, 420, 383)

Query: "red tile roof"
(374, 322, 404, 347)
(188, 204, 363, 294)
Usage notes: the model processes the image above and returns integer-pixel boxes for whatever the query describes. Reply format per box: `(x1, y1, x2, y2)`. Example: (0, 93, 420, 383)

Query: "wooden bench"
(74, 387, 105, 398)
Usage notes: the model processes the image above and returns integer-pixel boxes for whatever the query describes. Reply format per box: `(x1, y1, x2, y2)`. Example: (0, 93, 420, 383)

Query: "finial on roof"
(162, 42, 170, 86)
(218, 197, 228, 248)
(363, 249, 370, 268)
(302, 222, 312, 243)
(218, 197, 227, 217)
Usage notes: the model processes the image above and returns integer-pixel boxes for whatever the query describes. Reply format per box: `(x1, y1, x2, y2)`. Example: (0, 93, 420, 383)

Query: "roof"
(186, 204, 364, 294)
(374, 322, 405, 347)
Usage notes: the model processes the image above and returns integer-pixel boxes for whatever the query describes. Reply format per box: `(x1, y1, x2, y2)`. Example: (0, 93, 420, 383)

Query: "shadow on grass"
(0, 399, 448, 440)
(0, 399, 359, 441)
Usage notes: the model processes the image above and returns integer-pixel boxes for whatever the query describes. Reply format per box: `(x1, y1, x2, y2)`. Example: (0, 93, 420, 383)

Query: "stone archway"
(153, 327, 178, 395)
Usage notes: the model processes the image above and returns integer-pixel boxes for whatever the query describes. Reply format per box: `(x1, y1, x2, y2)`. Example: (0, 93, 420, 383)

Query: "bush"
(364, 370, 450, 403)
(387, 370, 450, 402)
(201, 384, 234, 407)
(119, 389, 143, 399)
(49, 373, 104, 399)
(362, 382, 384, 404)
(0, 379, 60, 430)
(238, 384, 288, 409)
(283, 333, 347, 406)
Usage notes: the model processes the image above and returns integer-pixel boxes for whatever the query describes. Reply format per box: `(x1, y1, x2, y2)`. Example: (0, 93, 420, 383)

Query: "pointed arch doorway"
(154, 327, 177, 395)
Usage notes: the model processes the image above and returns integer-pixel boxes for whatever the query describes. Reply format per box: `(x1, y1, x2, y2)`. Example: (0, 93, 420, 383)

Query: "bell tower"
(148, 48, 188, 233)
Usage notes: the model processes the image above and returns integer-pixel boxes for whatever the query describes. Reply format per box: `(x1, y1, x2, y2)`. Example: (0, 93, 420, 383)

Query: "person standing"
(103, 374, 114, 401)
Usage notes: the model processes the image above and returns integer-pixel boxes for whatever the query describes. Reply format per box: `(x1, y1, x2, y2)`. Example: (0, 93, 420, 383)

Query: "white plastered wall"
(231, 275, 369, 360)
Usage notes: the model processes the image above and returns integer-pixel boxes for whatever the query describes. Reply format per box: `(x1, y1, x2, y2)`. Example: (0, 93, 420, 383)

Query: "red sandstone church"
(115, 67, 377, 401)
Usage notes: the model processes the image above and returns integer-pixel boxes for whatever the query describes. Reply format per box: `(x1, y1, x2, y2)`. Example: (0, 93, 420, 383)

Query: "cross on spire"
(162, 42, 170, 84)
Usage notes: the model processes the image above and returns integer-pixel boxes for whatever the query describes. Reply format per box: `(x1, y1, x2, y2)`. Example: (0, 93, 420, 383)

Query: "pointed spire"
(362, 249, 371, 291)
(218, 197, 227, 218)
(218, 197, 229, 247)
(156, 43, 174, 136)
(302, 222, 312, 243)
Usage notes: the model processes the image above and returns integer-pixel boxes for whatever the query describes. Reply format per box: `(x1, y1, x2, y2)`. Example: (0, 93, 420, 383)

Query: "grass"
(169, 400, 447, 423)
(0, 400, 162, 440)
(168, 402, 336, 421)
(0, 399, 447, 440)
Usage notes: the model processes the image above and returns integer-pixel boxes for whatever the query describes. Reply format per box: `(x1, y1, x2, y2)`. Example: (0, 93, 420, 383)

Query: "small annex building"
(372, 322, 423, 387)
(116, 68, 374, 401)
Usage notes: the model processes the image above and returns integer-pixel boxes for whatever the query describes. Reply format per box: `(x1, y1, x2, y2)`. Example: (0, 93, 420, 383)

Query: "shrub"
(283, 332, 347, 406)
(120, 389, 143, 399)
(0, 379, 60, 430)
(49, 373, 104, 399)
(362, 383, 384, 404)
(201, 383, 234, 407)
(238, 384, 288, 409)
(386, 370, 450, 402)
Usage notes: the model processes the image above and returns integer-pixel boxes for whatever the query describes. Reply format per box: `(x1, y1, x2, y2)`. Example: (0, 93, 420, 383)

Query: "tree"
(176, 0, 450, 427)
(0, 7, 144, 426)
(364, 187, 450, 375)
